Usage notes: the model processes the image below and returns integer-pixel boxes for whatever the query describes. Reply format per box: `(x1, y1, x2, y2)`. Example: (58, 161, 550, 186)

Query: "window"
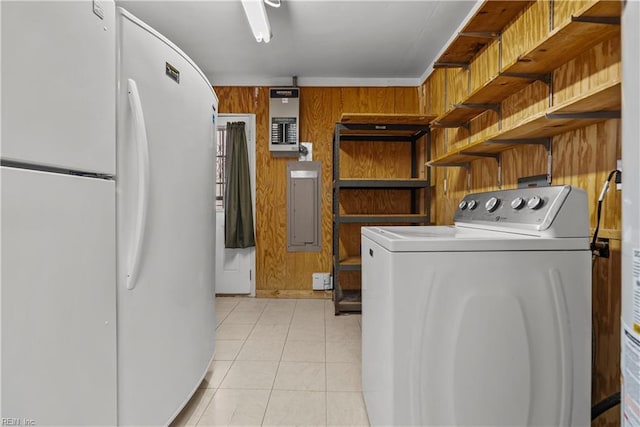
(216, 125, 227, 210)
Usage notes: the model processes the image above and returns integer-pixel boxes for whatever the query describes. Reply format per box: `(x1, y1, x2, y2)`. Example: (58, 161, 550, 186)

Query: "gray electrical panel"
(287, 161, 321, 252)
(269, 88, 299, 153)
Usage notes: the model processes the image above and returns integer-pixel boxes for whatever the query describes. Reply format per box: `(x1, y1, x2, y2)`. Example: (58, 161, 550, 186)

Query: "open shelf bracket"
(459, 31, 500, 39)
(453, 103, 501, 113)
(433, 62, 470, 70)
(571, 15, 620, 25)
(486, 137, 550, 147)
(431, 121, 471, 131)
(427, 162, 470, 168)
(545, 111, 621, 120)
(500, 72, 552, 86)
(459, 152, 503, 188)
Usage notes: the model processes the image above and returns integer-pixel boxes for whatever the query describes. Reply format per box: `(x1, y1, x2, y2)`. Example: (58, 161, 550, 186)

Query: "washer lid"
(361, 226, 589, 252)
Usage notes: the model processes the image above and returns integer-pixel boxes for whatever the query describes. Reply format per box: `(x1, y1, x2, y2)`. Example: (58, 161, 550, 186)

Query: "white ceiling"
(116, 0, 479, 87)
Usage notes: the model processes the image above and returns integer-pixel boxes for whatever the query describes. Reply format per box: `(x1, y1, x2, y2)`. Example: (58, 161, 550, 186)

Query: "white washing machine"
(361, 185, 591, 426)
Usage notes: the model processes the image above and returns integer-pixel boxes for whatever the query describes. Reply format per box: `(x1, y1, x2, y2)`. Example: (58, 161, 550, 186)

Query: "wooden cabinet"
(332, 114, 433, 314)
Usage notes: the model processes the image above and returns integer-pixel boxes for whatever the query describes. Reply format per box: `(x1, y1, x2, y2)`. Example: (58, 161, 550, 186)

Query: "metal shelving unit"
(332, 114, 433, 314)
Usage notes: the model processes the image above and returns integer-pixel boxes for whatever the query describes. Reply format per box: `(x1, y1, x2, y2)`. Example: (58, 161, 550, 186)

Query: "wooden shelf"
(337, 113, 433, 138)
(435, 1, 533, 65)
(428, 150, 490, 166)
(333, 290, 361, 314)
(505, 0, 621, 75)
(428, 80, 621, 166)
(432, 0, 621, 127)
(491, 80, 621, 141)
(336, 213, 429, 223)
(337, 178, 430, 189)
(338, 256, 362, 271)
(339, 256, 361, 266)
(340, 113, 434, 126)
(432, 104, 491, 127)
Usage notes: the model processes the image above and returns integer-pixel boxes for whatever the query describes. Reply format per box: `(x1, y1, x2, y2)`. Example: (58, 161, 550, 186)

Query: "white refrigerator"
(116, 8, 217, 426)
(1, 2, 217, 425)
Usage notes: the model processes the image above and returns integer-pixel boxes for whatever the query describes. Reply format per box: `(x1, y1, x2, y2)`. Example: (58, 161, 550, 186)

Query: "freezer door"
(1, 1, 115, 175)
(117, 9, 217, 426)
(1, 167, 117, 425)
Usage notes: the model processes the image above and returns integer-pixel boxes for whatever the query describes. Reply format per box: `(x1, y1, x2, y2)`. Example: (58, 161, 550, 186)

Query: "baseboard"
(255, 289, 332, 299)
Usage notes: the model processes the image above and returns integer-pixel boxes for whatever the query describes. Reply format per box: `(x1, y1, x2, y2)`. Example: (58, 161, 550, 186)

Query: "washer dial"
(485, 197, 500, 212)
(527, 196, 544, 210)
(468, 200, 478, 210)
(511, 197, 525, 210)
(459, 200, 468, 210)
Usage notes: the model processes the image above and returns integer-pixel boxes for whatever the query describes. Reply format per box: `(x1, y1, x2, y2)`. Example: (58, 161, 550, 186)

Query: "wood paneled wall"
(214, 87, 420, 297)
(422, 1, 621, 425)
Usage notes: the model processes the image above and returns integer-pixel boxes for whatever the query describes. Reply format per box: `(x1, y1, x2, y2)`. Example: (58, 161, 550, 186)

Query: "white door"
(116, 9, 216, 426)
(216, 114, 256, 295)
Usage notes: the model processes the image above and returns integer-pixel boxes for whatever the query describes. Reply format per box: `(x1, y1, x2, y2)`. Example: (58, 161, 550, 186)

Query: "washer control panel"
(453, 185, 585, 234)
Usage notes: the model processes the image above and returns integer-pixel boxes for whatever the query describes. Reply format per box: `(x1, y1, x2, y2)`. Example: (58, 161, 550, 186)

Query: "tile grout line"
(260, 298, 296, 426)
(325, 299, 329, 426)
(191, 386, 216, 426)
(192, 299, 241, 426)
(223, 301, 264, 366)
(191, 297, 243, 426)
(194, 299, 240, 426)
(199, 299, 267, 426)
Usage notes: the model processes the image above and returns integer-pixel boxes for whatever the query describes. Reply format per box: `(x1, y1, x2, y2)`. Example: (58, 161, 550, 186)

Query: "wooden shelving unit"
(332, 114, 433, 314)
(432, 0, 621, 127)
(429, 80, 621, 166)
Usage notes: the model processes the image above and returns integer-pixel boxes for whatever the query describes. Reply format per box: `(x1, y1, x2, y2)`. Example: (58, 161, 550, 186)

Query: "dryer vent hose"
(591, 391, 620, 421)
(591, 169, 621, 253)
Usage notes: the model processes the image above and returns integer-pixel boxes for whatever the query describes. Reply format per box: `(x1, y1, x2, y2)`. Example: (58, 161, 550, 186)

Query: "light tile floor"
(171, 297, 370, 426)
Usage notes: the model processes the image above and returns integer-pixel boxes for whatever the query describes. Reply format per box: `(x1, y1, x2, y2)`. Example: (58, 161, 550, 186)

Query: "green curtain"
(224, 122, 255, 248)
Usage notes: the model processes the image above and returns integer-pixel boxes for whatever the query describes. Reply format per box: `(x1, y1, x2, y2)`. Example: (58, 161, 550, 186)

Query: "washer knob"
(485, 197, 500, 212)
(458, 200, 468, 210)
(511, 197, 525, 210)
(527, 196, 544, 210)
(468, 200, 478, 210)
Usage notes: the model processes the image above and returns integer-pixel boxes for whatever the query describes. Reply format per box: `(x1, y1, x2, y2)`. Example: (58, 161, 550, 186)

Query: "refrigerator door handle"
(126, 78, 150, 291)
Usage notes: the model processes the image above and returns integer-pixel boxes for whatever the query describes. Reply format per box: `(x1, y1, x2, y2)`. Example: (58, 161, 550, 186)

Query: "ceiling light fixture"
(241, 0, 272, 43)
